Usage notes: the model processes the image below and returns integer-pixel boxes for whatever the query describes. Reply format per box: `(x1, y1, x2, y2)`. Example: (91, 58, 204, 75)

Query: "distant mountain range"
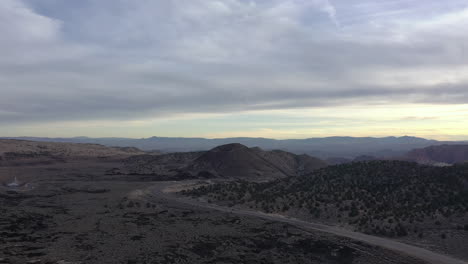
(2, 136, 467, 158)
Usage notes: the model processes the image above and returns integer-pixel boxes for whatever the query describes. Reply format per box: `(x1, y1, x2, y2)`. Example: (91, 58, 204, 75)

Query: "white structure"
(7, 176, 21, 187)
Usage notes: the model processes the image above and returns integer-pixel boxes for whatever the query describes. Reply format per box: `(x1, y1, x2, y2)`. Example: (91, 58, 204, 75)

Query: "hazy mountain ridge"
(3, 136, 464, 158)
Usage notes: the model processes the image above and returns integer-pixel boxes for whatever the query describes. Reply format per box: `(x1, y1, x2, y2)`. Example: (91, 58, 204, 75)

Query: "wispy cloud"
(321, 0, 340, 27)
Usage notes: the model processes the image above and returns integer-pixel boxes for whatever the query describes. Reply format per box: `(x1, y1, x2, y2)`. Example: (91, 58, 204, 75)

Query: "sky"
(1, 0, 468, 140)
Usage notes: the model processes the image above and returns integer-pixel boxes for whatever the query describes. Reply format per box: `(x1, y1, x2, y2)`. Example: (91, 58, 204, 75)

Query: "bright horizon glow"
(1, 1, 468, 139)
(4, 103, 468, 141)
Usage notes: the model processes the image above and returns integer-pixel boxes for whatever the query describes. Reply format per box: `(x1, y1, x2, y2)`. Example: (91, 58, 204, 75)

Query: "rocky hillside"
(119, 143, 327, 180)
(184, 161, 468, 241)
(0, 139, 144, 165)
(186, 144, 285, 179)
(120, 151, 204, 179)
(406, 144, 468, 165)
(251, 148, 328, 177)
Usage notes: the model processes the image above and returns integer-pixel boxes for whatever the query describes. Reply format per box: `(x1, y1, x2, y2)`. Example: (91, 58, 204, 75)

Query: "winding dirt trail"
(151, 182, 467, 264)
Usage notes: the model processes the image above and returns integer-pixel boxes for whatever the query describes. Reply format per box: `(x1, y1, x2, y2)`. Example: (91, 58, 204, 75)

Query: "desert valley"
(0, 138, 467, 264)
(3, 1, 468, 263)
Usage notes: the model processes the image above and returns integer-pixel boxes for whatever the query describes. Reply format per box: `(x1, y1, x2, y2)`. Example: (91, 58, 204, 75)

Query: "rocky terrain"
(117, 151, 205, 180)
(116, 143, 327, 180)
(183, 160, 468, 260)
(0, 161, 425, 264)
(1, 139, 466, 263)
(0, 140, 144, 166)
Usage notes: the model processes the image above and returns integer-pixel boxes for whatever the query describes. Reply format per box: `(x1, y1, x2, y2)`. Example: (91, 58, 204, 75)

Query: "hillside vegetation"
(184, 161, 468, 238)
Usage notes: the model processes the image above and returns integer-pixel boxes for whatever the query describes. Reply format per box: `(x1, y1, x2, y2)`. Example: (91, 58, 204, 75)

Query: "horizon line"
(2, 135, 463, 141)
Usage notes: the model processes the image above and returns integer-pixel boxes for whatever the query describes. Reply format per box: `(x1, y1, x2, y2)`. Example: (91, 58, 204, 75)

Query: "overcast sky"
(1, 0, 468, 139)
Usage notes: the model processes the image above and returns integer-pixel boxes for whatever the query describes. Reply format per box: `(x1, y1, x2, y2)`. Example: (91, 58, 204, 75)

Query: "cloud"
(0, 0, 59, 64)
(1, 0, 468, 128)
(318, 0, 340, 27)
(0, 0, 59, 43)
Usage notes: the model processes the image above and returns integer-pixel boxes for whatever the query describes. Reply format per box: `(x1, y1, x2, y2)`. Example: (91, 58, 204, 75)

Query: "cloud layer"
(1, 0, 468, 137)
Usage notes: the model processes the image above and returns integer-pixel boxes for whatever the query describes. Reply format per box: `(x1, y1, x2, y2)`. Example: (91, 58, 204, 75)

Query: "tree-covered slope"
(184, 161, 468, 238)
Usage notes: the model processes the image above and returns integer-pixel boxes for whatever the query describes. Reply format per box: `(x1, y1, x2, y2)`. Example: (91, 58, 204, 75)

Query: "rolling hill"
(119, 143, 327, 180)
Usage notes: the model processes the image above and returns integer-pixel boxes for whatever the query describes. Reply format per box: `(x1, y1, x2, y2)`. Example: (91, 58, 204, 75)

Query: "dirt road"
(151, 182, 467, 264)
